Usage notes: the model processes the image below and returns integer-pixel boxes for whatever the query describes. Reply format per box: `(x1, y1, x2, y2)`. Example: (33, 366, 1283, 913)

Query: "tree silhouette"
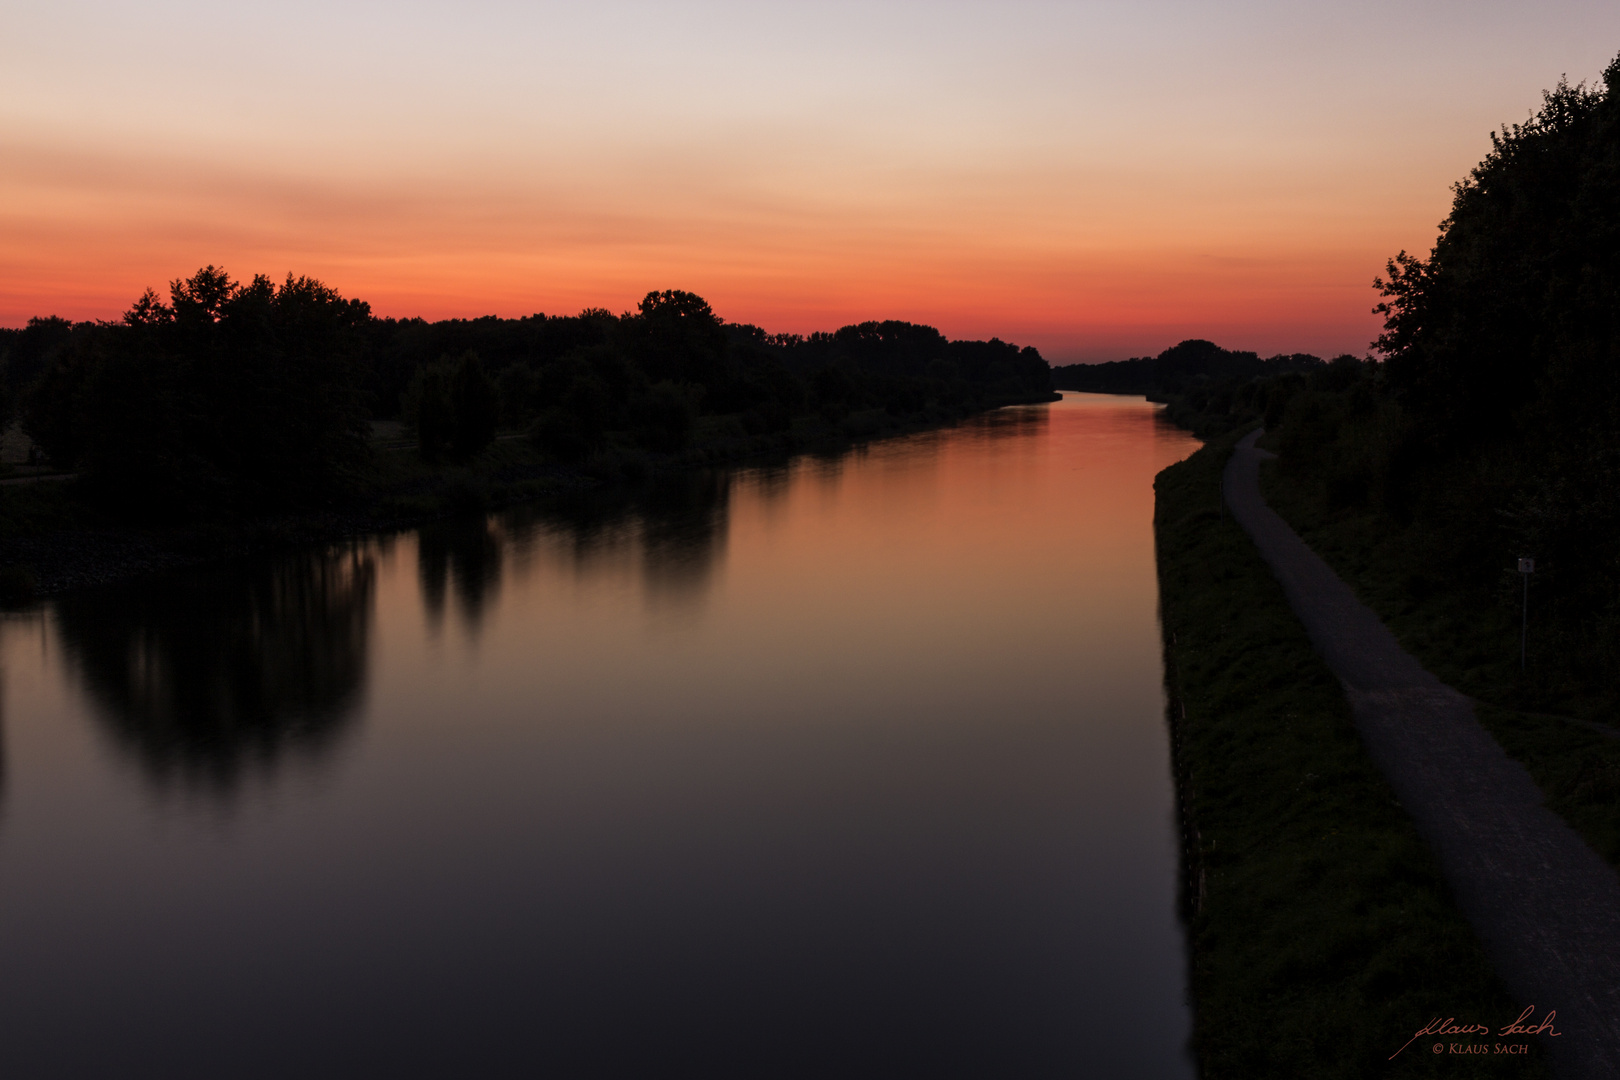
(22, 266, 372, 513)
(450, 351, 499, 460)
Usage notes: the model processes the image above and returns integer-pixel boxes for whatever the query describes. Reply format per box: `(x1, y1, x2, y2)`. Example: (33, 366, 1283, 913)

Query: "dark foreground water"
(0, 394, 1199, 1078)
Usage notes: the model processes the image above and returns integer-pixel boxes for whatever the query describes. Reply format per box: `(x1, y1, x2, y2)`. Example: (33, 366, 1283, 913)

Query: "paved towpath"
(1225, 429, 1620, 1079)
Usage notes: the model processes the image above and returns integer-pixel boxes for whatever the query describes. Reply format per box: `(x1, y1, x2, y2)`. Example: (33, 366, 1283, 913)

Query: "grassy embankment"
(1258, 458, 1620, 869)
(1157, 430, 1544, 1078)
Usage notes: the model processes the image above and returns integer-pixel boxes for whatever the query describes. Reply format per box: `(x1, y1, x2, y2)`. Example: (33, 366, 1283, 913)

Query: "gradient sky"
(4, 1, 1620, 361)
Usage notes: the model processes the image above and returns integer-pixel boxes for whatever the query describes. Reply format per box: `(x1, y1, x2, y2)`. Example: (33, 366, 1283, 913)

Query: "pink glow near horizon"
(4, 1, 1619, 362)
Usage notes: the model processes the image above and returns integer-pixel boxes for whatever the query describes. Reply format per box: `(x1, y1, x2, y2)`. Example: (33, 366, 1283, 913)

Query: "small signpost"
(1518, 557, 1535, 670)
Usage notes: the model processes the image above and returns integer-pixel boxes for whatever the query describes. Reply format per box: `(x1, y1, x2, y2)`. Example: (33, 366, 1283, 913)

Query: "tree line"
(1050, 339, 1332, 400)
(1162, 54, 1620, 712)
(0, 279, 1054, 517)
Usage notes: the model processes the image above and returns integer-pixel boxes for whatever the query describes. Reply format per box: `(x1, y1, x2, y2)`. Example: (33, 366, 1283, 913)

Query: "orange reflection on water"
(0, 392, 1202, 1077)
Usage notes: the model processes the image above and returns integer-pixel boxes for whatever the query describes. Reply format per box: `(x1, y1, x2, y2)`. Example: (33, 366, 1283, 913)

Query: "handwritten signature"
(1390, 1006, 1561, 1059)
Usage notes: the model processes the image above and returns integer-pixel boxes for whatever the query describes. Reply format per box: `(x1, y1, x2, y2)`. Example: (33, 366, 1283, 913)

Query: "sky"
(4, 1, 1620, 362)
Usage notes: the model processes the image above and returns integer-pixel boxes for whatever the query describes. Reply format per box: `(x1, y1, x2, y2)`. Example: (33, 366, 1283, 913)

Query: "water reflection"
(503, 468, 732, 614)
(52, 547, 376, 792)
(637, 470, 729, 605)
(0, 663, 6, 815)
(35, 404, 1111, 797)
(52, 471, 739, 788)
(0, 612, 51, 818)
(968, 400, 1050, 440)
(0, 396, 1201, 1078)
(418, 519, 503, 633)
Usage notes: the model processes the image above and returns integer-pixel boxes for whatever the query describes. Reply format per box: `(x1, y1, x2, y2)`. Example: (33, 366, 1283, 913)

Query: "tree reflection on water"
(636, 469, 730, 606)
(52, 547, 377, 793)
(501, 468, 732, 616)
(970, 399, 1050, 440)
(418, 518, 504, 633)
(51, 469, 738, 791)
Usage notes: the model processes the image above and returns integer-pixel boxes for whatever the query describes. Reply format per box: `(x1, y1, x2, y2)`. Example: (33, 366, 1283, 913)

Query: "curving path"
(1225, 429, 1620, 1079)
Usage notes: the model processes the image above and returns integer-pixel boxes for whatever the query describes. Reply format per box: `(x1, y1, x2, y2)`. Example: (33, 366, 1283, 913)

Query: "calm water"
(0, 393, 1199, 1078)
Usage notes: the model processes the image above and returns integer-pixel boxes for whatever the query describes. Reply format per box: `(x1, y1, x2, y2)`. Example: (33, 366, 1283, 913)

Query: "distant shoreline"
(0, 392, 1058, 601)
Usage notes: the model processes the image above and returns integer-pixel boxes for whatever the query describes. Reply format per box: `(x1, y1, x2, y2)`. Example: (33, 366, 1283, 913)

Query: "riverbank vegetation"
(1157, 432, 1544, 1079)
(0, 277, 1054, 594)
(1254, 57, 1620, 868)
(1051, 338, 1327, 427)
(1129, 57, 1620, 871)
(1164, 58, 1620, 719)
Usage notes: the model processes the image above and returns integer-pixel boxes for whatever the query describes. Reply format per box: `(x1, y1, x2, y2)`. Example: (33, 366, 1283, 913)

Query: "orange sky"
(5, 1, 1620, 361)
